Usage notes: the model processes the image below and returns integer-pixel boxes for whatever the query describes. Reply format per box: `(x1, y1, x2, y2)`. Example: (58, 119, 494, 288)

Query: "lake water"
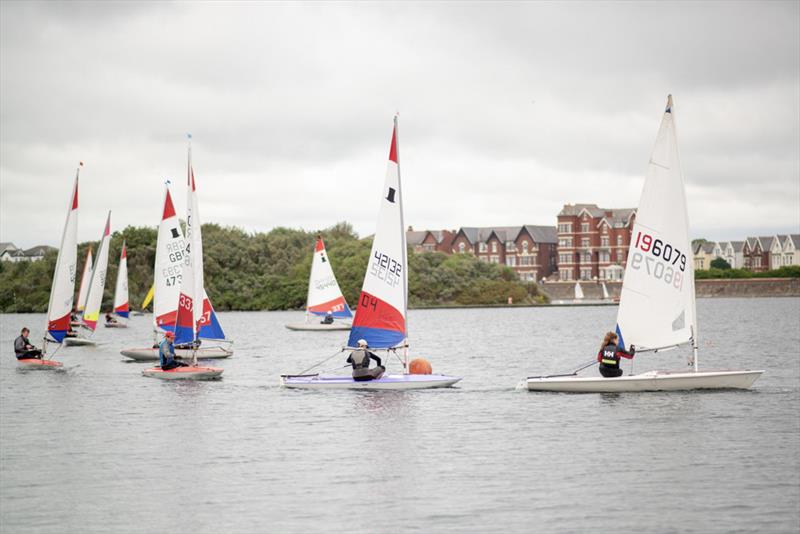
(1, 298, 798, 533)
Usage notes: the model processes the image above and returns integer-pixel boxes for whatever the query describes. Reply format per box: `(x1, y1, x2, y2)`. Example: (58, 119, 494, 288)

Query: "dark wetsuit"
(159, 339, 188, 370)
(14, 335, 42, 359)
(347, 349, 385, 381)
(597, 343, 635, 378)
(321, 314, 334, 325)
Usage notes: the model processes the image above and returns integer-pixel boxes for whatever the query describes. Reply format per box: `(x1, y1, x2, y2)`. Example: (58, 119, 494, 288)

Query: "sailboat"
(282, 117, 461, 390)
(143, 139, 224, 380)
(72, 246, 93, 326)
(21, 165, 82, 369)
(574, 282, 584, 300)
(121, 182, 232, 361)
(285, 236, 353, 331)
(131, 284, 154, 316)
(65, 212, 112, 346)
(601, 282, 610, 300)
(105, 241, 129, 328)
(527, 96, 763, 392)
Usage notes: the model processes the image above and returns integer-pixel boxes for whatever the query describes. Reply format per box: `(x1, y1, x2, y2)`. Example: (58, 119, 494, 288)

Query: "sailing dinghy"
(143, 140, 223, 380)
(527, 96, 763, 393)
(282, 117, 461, 390)
(23, 165, 83, 368)
(121, 182, 232, 362)
(131, 284, 154, 316)
(64, 211, 112, 347)
(285, 236, 353, 331)
(105, 241, 129, 328)
(71, 246, 92, 326)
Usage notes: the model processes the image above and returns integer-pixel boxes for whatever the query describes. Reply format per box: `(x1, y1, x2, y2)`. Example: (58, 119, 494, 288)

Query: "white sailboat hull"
(120, 346, 233, 361)
(281, 373, 461, 390)
(104, 322, 128, 328)
(526, 369, 764, 393)
(142, 366, 223, 380)
(285, 322, 352, 331)
(63, 337, 97, 347)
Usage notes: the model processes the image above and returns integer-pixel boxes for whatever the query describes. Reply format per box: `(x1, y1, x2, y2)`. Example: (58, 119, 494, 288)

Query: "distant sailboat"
(601, 282, 610, 300)
(121, 181, 232, 361)
(72, 246, 93, 325)
(574, 282, 584, 300)
(105, 241, 129, 328)
(143, 139, 224, 380)
(282, 117, 461, 390)
(527, 96, 763, 392)
(22, 165, 82, 368)
(65, 212, 112, 346)
(285, 236, 353, 331)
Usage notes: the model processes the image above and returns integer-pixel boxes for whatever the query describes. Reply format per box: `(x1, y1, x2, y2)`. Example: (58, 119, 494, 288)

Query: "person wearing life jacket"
(159, 331, 188, 371)
(105, 312, 117, 324)
(347, 339, 385, 381)
(14, 328, 42, 360)
(597, 331, 635, 378)
(321, 311, 334, 325)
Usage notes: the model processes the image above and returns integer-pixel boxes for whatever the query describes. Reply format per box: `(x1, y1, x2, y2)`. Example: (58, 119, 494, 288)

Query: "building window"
(617, 235, 623, 246)
(559, 254, 571, 264)
(601, 236, 609, 247)
(561, 270, 572, 281)
(601, 224, 608, 234)
(506, 256, 516, 267)
(423, 244, 434, 252)
(458, 242, 466, 253)
(581, 238, 590, 249)
(522, 241, 529, 253)
(491, 242, 498, 253)
(490, 255, 500, 264)
(599, 251, 610, 262)
(479, 242, 487, 253)
(559, 238, 573, 248)
(580, 268, 592, 280)
(581, 222, 589, 233)
(506, 241, 516, 252)
(558, 223, 572, 233)
(582, 252, 591, 263)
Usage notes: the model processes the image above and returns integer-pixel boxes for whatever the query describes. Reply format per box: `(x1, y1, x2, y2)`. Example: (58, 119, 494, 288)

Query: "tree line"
(0, 222, 545, 313)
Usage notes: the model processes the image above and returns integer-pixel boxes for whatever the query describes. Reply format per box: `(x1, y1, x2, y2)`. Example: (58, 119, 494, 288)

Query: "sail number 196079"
(630, 231, 687, 291)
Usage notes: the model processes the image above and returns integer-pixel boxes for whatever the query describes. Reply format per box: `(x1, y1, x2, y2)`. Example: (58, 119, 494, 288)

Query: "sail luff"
(45, 166, 80, 344)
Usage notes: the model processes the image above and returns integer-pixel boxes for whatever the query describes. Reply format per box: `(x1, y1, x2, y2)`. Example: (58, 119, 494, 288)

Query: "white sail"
(616, 95, 696, 353)
(113, 241, 129, 317)
(82, 212, 112, 331)
(601, 282, 610, 300)
(153, 184, 185, 331)
(348, 117, 407, 349)
(45, 167, 80, 343)
(574, 282, 584, 300)
(76, 247, 93, 313)
(306, 236, 352, 319)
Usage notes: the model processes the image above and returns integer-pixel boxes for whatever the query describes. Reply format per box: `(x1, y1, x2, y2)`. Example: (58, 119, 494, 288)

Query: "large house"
(0, 242, 55, 262)
(693, 241, 722, 270)
(743, 237, 773, 272)
(406, 228, 456, 254)
(449, 225, 558, 281)
(781, 235, 800, 266)
(718, 241, 745, 269)
(694, 235, 799, 271)
(556, 204, 636, 281)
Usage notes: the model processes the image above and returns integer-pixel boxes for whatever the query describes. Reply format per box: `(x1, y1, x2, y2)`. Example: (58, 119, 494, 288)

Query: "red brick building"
(742, 236, 772, 272)
(556, 204, 637, 281)
(449, 225, 558, 281)
(406, 228, 456, 254)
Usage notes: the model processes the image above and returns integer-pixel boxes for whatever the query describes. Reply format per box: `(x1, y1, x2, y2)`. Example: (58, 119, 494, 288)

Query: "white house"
(781, 235, 800, 266)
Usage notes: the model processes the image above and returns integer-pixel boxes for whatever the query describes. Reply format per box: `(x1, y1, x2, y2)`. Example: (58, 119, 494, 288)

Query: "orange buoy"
(408, 358, 432, 375)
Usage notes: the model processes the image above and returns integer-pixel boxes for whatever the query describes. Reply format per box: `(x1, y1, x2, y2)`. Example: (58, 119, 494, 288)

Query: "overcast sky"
(1, 1, 798, 248)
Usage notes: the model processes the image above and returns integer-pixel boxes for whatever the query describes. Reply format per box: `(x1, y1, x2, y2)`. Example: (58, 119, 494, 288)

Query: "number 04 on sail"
(527, 96, 763, 393)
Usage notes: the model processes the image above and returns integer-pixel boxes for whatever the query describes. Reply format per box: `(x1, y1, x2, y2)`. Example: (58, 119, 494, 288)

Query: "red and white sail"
(348, 117, 407, 348)
(113, 241, 129, 318)
(45, 167, 80, 343)
(153, 184, 185, 332)
(82, 212, 112, 331)
(175, 145, 225, 344)
(306, 236, 352, 319)
(76, 246, 93, 313)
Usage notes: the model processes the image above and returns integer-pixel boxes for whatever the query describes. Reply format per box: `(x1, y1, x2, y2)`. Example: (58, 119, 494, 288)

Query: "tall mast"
(394, 115, 409, 373)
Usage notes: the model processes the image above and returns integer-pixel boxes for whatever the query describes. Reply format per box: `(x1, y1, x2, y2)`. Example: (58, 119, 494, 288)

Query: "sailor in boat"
(321, 311, 334, 325)
(159, 331, 188, 370)
(346, 339, 385, 381)
(14, 328, 43, 360)
(105, 312, 118, 325)
(597, 331, 635, 378)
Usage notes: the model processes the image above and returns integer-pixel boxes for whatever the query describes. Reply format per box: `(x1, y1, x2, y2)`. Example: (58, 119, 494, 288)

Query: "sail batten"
(45, 168, 80, 343)
(615, 95, 696, 354)
(348, 117, 407, 349)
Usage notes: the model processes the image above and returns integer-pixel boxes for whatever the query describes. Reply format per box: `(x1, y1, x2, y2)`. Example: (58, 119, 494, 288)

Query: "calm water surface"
(1, 298, 798, 533)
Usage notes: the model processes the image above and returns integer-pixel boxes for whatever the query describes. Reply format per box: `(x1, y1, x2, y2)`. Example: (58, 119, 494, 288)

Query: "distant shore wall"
(538, 278, 800, 300)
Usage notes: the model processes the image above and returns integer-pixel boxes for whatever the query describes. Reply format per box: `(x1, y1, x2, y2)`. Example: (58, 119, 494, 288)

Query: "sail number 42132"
(370, 250, 402, 287)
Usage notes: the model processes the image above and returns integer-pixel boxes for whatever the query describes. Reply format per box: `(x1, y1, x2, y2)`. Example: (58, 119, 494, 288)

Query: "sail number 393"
(370, 250, 402, 287)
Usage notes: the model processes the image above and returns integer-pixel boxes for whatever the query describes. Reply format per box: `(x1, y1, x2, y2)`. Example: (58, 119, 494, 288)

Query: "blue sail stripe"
(348, 326, 404, 349)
